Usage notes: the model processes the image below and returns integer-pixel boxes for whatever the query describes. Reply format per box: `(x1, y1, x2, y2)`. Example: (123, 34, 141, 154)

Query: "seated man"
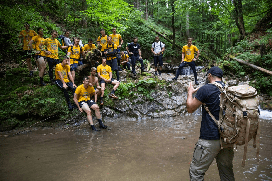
(83, 39, 99, 67)
(73, 76, 107, 131)
(88, 67, 101, 103)
(55, 56, 77, 111)
(97, 57, 120, 105)
(120, 51, 130, 70)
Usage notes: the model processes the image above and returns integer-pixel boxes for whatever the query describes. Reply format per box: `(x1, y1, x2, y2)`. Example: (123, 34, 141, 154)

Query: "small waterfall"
(259, 106, 272, 120)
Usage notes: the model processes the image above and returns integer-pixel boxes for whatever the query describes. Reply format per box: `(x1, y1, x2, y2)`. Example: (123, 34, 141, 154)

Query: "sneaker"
(100, 124, 108, 129)
(91, 125, 100, 131)
(109, 93, 118, 99)
(100, 100, 104, 106)
(40, 81, 46, 86)
(195, 81, 199, 85)
(154, 72, 158, 76)
(172, 77, 177, 81)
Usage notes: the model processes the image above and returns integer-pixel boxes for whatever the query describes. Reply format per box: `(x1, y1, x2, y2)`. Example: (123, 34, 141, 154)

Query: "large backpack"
(204, 83, 260, 167)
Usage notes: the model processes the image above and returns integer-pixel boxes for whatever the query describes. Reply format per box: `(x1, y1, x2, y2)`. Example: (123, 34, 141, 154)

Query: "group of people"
(19, 23, 235, 180)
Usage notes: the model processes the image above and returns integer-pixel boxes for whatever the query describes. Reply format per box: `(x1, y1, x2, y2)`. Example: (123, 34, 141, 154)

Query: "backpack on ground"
(204, 83, 260, 167)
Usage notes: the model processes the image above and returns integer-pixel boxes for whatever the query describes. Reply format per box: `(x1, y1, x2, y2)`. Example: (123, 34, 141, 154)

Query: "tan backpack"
(204, 83, 260, 167)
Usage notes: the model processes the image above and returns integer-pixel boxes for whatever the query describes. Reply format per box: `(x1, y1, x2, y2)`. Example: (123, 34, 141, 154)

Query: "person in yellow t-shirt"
(97, 57, 120, 105)
(67, 37, 82, 80)
(110, 27, 123, 68)
(44, 30, 70, 83)
(172, 38, 200, 85)
(120, 51, 130, 70)
(55, 56, 77, 111)
(73, 76, 107, 131)
(97, 29, 107, 56)
(104, 36, 119, 81)
(28, 27, 47, 86)
(83, 39, 97, 53)
(18, 22, 37, 77)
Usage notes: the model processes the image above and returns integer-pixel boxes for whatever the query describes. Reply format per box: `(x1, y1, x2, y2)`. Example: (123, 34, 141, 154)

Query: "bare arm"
(67, 71, 76, 87)
(73, 93, 82, 112)
(182, 52, 185, 63)
(139, 49, 142, 58)
(186, 82, 202, 113)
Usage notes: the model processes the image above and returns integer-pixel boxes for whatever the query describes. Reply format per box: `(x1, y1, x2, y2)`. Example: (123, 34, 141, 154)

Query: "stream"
(1, 109, 272, 181)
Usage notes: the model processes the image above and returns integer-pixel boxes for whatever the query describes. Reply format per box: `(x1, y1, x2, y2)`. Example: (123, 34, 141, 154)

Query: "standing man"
(110, 27, 123, 69)
(67, 37, 83, 80)
(55, 56, 77, 111)
(88, 67, 101, 103)
(28, 27, 46, 86)
(104, 36, 119, 81)
(19, 22, 37, 77)
(63, 30, 73, 53)
(97, 57, 120, 105)
(126, 37, 145, 77)
(73, 76, 107, 131)
(97, 29, 108, 57)
(186, 66, 234, 181)
(172, 38, 200, 85)
(44, 30, 69, 83)
(151, 36, 165, 76)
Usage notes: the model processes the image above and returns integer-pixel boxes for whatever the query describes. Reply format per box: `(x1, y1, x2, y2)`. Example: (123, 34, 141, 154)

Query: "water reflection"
(0, 115, 272, 181)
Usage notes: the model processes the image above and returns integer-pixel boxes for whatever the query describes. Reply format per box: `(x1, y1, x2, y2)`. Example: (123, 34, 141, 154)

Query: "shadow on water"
(0, 111, 272, 181)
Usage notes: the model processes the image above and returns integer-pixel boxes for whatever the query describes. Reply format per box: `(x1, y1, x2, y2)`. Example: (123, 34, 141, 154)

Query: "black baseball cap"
(206, 66, 223, 78)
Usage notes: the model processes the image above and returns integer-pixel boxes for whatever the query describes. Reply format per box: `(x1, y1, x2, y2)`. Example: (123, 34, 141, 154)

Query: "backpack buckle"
(243, 111, 248, 118)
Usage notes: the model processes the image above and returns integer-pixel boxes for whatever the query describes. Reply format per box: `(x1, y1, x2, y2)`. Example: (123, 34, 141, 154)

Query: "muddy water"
(0, 115, 272, 181)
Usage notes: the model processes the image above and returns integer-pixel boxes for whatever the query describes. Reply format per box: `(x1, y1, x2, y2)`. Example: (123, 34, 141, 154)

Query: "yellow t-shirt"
(75, 84, 95, 102)
(32, 35, 46, 56)
(19, 30, 37, 50)
(55, 63, 70, 83)
(44, 38, 62, 59)
(105, 43, 117, 60)
(182, 45, 199, 62)
(83, 44, 96, 51)
(97, 64, 112, 80)
(121, 54, 129, 61)
(109, 34, 122, 47)
(68, 45, 81, 64)
(97, 35, 107, 51)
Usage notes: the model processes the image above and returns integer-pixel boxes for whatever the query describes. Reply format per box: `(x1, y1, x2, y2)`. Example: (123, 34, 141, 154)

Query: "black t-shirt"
(128, 42, 140, 55)
(195, 81, 224, 140)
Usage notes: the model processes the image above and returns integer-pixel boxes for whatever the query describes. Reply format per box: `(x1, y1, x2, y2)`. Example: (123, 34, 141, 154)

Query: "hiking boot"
(91, 125, 100, 131)
(98, 120, 107, 129)
(195, 80, 199, 85)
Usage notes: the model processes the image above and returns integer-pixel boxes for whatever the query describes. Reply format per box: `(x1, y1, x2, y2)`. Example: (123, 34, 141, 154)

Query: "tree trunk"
(171, 0, 175, 49)
(145, 0, 148, 20)
(186, 11, 189, 38)
(233, 0, 246, 40)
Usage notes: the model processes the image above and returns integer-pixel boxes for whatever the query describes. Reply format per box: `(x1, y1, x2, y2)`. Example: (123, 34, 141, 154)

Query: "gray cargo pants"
(189, 139, 235, 181)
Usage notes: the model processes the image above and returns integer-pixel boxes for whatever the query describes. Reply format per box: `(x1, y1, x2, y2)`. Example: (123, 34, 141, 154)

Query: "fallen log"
(230, 56, 272, 76)
(147, 26, 183, 49)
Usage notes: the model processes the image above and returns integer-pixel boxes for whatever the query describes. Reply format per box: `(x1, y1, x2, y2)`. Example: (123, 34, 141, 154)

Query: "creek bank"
(100, 66, 272, 121)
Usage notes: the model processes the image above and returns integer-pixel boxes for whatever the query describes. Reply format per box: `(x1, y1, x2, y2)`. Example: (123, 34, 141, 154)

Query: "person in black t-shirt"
(126, 37, 145, 76)
(186, 66, 234, 181)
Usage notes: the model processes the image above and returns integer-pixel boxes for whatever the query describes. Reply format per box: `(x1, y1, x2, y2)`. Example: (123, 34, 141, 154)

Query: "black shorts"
(23, 50, 33, 58)
(100, 78, 114, 84)
(79, 100, 96, 108)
